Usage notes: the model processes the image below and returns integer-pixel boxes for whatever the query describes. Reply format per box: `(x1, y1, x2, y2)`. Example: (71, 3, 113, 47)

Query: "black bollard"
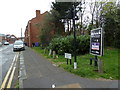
(70, 59, 72, 65)
(90, 58, 92, 65)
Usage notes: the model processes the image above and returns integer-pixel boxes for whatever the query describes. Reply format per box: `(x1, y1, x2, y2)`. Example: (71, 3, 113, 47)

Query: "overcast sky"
(0, 0, 54, 37)
(0, 0, 117, 37)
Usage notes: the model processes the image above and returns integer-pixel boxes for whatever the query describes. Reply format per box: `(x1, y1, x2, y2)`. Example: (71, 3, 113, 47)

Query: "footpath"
(19, 47, 118, 88)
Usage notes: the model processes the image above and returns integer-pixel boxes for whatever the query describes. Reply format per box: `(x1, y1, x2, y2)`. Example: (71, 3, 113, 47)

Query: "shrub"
(49, 35, 90, 55)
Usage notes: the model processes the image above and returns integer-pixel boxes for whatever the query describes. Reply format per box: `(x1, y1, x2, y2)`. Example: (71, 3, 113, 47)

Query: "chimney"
(36, 10, 40, 17)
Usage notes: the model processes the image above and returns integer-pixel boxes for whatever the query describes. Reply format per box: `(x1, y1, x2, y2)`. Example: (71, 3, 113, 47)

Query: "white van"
(13, 40, 25, 51)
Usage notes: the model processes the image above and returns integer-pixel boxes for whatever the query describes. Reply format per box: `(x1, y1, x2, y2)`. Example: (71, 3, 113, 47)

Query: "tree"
(101, 1, 119, 48)
(87, 0, 106, 34)
(51, 2, 81, 34)
(114, 2, 120, 48)
(36, 10, 64, 47)
(77, 0, 86, 35)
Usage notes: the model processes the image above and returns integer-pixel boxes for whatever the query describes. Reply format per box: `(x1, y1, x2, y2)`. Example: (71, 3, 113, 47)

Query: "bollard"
(48, 49, 52, 56)
(90, 58, 92, 65)
(53, 51, 56, 59)
(70, 59, 72, 65)
(44, 48, 46, 54)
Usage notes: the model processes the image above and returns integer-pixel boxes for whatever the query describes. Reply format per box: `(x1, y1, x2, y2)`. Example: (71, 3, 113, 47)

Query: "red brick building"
(24, 10, 48, 47)
(6, 34, 18, 43)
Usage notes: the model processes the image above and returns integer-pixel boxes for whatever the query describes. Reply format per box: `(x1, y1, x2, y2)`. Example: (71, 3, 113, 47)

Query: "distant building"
(0, 34, 5, 44)
(24, 10, 49, 47)
(0, 34, 18, 44)
(7, 34, 17, 43)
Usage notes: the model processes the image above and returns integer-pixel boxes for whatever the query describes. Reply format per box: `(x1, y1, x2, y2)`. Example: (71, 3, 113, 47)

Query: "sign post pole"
(90, 28, 103, 56)
(94, 55, 98, 66)
(90, 28, 104, 72)
(65, 53, 72, 65)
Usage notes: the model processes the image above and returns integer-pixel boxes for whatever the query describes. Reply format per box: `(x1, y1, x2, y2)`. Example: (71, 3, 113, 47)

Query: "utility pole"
(73, 3, 77, 69)
(21, 28, 22, 40)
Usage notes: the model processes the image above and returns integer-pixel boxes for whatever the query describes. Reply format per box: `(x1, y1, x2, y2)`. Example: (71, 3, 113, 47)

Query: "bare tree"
(89, 0, 96, 29)
(78, 0, 86, 35)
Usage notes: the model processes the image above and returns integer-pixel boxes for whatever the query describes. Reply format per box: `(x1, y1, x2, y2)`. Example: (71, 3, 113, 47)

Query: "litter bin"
(35, 42, 39, 47)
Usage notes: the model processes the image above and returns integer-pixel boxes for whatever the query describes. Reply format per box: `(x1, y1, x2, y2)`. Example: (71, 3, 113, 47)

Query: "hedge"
(49, 35, 90, 55)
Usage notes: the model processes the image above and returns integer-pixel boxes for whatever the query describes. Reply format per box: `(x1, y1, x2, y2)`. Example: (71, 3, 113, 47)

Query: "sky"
(0, 0, 55, 37)
(0, 0, 117, 37)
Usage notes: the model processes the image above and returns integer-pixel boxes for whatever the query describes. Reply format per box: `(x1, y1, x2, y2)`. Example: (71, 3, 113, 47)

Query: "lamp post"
(72, 3, 77, 69)
(21, 28, 22, 40)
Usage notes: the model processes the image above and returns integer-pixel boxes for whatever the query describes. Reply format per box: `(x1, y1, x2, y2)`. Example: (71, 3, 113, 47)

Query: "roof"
(0, 34, 5, 36)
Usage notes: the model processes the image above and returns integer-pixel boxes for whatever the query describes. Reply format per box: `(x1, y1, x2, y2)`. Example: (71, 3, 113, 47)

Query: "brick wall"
(25, 10, 48, 47)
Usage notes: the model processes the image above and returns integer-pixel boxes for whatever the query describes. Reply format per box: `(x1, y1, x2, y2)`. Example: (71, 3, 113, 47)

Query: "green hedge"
(49, 35, 90, 55)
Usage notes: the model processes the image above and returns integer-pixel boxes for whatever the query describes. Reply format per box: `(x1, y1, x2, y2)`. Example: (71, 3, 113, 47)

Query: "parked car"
(13, 40, 25, 51)
(0, 42, 2, 47)
(4, 41, 9, 45)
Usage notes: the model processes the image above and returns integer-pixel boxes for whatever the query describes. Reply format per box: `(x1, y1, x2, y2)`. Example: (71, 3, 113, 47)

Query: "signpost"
(90, 28, 104, 73)
(65, 53, 72, 65)
(65, 53, 72, 59)
(90, 28, 103, 56)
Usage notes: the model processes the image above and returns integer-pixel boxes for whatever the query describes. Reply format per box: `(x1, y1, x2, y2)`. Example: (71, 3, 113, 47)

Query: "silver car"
(4, 41, 9, 45)
(13, 40, 25, 51)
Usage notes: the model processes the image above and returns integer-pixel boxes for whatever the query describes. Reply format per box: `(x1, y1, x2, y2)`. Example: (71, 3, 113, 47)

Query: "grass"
(32, 47, 119, 80)
(15, 80, 19, 88)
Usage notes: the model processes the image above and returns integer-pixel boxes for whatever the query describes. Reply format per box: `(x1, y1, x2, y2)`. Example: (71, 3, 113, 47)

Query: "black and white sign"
(65, 53, 72, 59)
(90, 28, 103, 56)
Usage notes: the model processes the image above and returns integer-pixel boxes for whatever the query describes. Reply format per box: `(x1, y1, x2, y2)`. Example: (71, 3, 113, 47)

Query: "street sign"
(90, 28, 103, 56)
(65, 53, 72, 59)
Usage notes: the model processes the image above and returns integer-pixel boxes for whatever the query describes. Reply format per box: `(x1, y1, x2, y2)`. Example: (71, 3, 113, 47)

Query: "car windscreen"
(14, 41, 23, 45)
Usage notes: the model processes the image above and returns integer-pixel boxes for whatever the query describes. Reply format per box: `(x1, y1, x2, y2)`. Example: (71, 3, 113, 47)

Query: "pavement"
(19, 47, 119, 89)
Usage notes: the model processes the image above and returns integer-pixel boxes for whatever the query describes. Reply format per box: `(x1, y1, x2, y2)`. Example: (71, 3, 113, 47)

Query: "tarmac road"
(21, 47, 119, 89)
(0, 44, 16, 86)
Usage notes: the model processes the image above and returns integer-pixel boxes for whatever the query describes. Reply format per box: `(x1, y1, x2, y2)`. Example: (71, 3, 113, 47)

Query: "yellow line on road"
(6, 67, 16, 88)
(0, 52, 19, 89)
(0, 54, 17, 90)
(7, 52, 19, 88)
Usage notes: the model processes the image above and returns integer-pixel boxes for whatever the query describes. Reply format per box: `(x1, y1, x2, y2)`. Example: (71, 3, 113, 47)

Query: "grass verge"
(32, 47, 119, 80)
(15, 80, 19, 88)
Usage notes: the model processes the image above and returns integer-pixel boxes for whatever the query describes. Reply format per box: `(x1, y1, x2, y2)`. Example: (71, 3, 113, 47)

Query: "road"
(0, 44, 16, 86)
(0, 45, 118, 89)
(21, 47, 118, 88)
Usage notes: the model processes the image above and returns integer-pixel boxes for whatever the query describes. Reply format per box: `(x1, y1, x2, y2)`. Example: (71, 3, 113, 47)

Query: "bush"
(49, 35, 90, 55)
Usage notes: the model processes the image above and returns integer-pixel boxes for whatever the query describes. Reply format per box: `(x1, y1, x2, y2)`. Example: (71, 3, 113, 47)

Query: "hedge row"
(49, 35, 90, 55)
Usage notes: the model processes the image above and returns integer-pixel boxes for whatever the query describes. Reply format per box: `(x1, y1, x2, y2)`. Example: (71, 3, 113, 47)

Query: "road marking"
(6, 67, 16, 88)
(0, 54, 17, 89)
(7, 53, 19, 88)
(0, 52, 19, 89)
(56, 83, 81, 88)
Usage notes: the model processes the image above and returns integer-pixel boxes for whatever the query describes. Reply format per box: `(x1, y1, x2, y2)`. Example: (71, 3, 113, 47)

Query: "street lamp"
(21, 28, 22, 40)
(72, 3, 77, 69)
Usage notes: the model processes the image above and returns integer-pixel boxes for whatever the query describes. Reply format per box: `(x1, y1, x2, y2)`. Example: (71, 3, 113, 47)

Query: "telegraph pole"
(73, 3, 77, 69)
(21, 28, 22, 40)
